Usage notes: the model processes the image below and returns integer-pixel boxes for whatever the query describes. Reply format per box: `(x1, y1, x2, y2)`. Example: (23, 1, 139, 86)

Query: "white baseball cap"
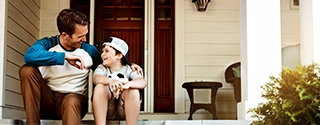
(103, 37, 130, 65)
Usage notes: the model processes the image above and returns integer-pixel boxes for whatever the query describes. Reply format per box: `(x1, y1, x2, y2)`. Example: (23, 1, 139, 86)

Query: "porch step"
(0, 119, 252, 125)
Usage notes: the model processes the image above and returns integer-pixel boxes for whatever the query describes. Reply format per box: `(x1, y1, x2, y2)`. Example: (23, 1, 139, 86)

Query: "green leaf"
(299, 88, 306, 100)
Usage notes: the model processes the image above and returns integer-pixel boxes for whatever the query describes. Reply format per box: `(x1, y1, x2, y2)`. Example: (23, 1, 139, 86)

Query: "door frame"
(143, 0, 155, 113)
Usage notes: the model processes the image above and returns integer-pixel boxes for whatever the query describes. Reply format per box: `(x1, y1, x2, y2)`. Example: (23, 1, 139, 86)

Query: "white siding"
(281, 0, 300, 47)
(181, 0, 300, 120)
(5, 0, 40, 118)
(183, 0, 240, 119)
(40, 0, 69, 37)
(2, 0, 69, 119)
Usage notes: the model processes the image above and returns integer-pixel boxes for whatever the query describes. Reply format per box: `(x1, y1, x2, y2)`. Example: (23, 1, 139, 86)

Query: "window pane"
(74, 0, 89, 6)
(103, 0, 114, 6)
(158, 0, 171, 6)
(102, 8, 115, 20)
(131, 8, 143, 20)
(158, 8, 171, 20)
(132, 0, 143, 6)
(116, 8, 128, 20)
(116, 0, 128, 5)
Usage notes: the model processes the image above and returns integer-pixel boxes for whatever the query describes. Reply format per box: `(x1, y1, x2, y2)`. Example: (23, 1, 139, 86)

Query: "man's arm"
(130, 63, 144, 76)
(24, 36, 65, 67)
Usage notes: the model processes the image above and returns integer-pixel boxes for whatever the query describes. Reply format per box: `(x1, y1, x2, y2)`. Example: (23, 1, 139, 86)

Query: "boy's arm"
(93, 74, 110, 85)
(122, 77, 147, 89)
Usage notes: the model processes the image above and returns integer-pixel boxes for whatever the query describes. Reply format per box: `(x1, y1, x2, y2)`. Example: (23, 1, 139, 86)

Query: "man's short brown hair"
(56, 9, 90, 35)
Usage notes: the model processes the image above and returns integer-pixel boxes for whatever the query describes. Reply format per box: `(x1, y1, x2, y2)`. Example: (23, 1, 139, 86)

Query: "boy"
(92, 37, 147, 125)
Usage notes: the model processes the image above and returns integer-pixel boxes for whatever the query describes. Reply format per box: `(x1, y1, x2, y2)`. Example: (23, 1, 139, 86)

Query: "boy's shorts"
(107, 91, 126, 120)
(92, 86, 142, 120)
(91, 87, 126, 120)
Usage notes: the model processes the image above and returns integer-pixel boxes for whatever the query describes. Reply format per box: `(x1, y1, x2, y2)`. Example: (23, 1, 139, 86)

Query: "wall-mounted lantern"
(192, 0, 211, 12)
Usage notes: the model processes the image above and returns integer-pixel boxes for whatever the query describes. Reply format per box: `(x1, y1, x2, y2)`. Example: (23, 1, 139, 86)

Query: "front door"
(94, 0, 145, 111)
(70, 0, 175, 113)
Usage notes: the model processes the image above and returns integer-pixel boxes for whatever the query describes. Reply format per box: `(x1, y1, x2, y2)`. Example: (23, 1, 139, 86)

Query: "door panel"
(154, 0, 175, 112)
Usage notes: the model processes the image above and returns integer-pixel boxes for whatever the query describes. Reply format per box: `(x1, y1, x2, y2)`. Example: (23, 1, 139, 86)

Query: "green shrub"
(248, 63, 320, 125)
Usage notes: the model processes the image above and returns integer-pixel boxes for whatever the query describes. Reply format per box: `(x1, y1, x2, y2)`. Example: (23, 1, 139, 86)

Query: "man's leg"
(92, 84, 112, 125)
(122, 89, 140, 125)
(19, 65, 55, 125)
(59, 93, 88, 125)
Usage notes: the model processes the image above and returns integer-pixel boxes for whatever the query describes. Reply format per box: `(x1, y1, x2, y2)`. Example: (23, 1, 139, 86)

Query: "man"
(19, 9, 142, 125)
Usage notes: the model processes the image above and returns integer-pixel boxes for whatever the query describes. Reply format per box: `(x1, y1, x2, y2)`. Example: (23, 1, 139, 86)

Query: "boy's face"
(101, 45, 122, 66)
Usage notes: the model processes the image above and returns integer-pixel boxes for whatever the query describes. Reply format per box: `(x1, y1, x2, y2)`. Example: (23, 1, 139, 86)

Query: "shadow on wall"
(282, 44, 300, 69)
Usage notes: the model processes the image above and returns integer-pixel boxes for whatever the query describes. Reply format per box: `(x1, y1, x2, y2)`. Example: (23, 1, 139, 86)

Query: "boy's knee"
(93, 84, 108, 95)
(128, 89, 139, 94)
(123, 89, 140, 98)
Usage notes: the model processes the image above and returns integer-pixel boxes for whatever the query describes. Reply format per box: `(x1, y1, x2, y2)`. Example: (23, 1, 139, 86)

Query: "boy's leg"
(19, 65, 56, 125)
(92, 84, 112, 125)
(58, 93, 88, 125)
(122, 89, 140, 125)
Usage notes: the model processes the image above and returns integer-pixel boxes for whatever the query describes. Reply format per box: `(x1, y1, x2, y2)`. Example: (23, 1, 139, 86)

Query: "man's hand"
(130, 63, 144, 76)
(65, 53, 85, 70)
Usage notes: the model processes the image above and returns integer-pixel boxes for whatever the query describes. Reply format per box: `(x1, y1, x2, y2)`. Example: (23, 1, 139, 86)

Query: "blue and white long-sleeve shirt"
(24, 35, 102, 95)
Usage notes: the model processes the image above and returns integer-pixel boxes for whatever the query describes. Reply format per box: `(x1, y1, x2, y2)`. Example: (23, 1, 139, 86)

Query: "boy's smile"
(101, 45, 121, 66)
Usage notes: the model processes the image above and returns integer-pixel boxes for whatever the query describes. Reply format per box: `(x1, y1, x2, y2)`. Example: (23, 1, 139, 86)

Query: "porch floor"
(1, 112, 251, 125)
(0, 119, 252, 125)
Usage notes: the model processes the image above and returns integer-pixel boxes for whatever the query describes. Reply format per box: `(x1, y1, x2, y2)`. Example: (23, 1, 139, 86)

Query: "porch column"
(300, 0, 320, 65)
(238, 0, 282, 120)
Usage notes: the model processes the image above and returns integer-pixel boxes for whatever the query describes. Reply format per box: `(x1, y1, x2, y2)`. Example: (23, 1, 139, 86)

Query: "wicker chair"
(224, 62, 241, 103)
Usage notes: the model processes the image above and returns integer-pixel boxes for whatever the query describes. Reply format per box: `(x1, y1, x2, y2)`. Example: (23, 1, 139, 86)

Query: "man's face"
(63, 24, 88, 50)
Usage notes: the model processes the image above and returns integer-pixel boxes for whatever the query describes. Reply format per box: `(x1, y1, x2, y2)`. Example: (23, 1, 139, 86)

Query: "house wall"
(3, 0, 69, 119)
(182, 0, 240, 119)
(4, 0, 40, 118)
(40, 0, 69, 38)
(181, 0, 300, 119)
(1, 0, 300, 120)
(281, 0, 300, 47)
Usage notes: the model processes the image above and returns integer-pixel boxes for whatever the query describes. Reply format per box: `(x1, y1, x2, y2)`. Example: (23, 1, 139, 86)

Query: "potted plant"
(248, 63, 320, 125)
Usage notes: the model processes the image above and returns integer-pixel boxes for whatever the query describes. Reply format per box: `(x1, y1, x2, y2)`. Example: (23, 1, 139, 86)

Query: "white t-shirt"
(39, 45, 93, 95)
(94, 64, 142, 82)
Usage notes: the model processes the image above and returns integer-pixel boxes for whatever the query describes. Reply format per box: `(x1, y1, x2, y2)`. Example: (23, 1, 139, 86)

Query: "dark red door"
(154, 0, 175, 112)
(71, 0, 175, 113)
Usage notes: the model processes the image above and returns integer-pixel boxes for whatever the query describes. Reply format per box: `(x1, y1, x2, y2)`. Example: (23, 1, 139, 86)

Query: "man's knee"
(61, 94, 88, 118)
(62, 94, 87, 107)
(19, 64, 39, 79)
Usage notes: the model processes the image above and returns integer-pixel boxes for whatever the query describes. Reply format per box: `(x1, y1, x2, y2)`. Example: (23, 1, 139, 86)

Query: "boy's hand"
(121, 81, 131, 90)
(109, 78, 124, 99)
